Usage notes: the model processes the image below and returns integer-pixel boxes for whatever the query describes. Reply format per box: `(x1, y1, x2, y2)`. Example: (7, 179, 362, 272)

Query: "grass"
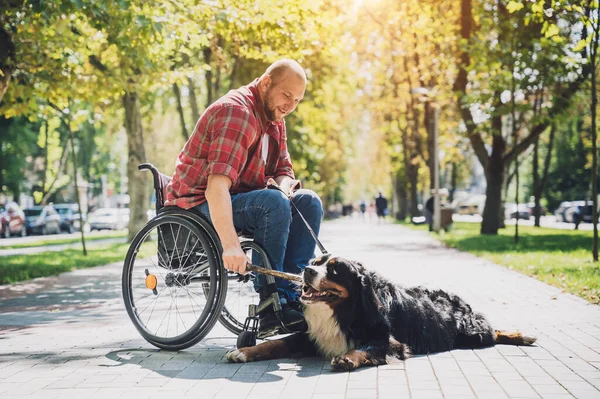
(0, 230, 127, 250)
(400, 220, 600, 304)
(0, 243, 131, 285)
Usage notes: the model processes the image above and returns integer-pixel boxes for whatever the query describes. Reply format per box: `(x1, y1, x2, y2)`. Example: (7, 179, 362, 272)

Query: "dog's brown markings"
(495, 330, 537, 346)
(331, 350, 384, 371)
(235, 340, 292, 362)
(389, 337, 411, 360)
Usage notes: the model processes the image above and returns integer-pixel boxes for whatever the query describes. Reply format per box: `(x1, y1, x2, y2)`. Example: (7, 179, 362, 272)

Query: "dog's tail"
(494, 330, 537, 346)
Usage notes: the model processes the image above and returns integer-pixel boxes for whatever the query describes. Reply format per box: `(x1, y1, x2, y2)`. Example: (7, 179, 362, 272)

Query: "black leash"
(267, 181, 329, 256)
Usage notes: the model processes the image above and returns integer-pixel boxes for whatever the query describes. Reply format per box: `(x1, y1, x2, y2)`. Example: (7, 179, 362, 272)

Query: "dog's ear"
(359, 272, 383, 321)
(311, 254, 332, 266)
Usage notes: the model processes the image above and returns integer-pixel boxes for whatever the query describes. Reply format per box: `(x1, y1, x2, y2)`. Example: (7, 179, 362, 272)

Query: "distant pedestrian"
(359, 201, 367, 219)
(367, 202, 376, 220)
(375, 192, 388, 223)
(425, 197, 434, 231)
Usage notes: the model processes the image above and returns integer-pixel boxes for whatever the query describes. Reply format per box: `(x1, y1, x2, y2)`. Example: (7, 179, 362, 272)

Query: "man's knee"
(292, 189, 323, 218)
(261, 189, 293, 221)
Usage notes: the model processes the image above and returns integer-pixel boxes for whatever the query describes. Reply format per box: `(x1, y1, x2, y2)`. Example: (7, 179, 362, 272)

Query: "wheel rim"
(124, 218, 219, 342)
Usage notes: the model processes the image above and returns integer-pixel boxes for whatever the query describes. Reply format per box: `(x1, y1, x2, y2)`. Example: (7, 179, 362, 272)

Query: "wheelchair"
(121, 163, 295, 351)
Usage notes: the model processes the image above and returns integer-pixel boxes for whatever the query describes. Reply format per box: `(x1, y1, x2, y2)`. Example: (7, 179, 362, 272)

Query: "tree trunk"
(425, 102, 434, 190)
(188, 77, 200, 124)
(229, 57, 240, 91)
(394, 170, 408, 220)
(68, 125, 87, 255)
(449, 162, 457, 203)
(481, 135, 506, 234)
(42, 118, 49, 196)
(214, 62, 222, 99)
(172, 83, 189, 141)
(41, 142, 70, 205)
(0, 26, 15, 103)
(203, 47, 213, 107)
(123, 91, 149, 243)
(532, 136, 541, 227)
(591, 27, 599, 262)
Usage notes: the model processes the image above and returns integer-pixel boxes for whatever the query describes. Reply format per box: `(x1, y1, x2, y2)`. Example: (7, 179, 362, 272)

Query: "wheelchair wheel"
(122, 214, 226, 350)
(215, 241, 264, 335)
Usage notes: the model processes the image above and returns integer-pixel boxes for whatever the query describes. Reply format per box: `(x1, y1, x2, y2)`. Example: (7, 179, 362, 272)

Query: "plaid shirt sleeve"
(274, 121, 295, 179)
(206, 105, 257, 185)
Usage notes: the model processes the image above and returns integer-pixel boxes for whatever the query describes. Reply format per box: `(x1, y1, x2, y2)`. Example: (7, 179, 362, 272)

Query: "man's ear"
(259, 75, 271, 91)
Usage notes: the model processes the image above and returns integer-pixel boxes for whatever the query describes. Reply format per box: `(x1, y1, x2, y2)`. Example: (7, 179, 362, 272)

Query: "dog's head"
(301, 255, 379, 311)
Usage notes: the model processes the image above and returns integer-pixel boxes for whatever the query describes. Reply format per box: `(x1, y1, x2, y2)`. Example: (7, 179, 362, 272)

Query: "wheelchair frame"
(121, 163, 297, 351)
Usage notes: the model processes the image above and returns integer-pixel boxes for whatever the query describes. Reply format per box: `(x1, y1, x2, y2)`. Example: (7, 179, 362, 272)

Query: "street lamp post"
(411, 87, 441, 233)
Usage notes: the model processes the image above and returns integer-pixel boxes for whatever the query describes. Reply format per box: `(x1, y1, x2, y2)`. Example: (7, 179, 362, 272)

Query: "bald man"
(165, 59, 323, 335)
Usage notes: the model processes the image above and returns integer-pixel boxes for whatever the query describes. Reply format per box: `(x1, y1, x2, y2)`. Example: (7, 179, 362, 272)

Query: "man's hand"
(268, 177, 301, 197)
(222, 243, 249, 274)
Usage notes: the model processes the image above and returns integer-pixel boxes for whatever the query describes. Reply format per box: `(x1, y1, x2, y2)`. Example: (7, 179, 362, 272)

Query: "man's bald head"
(258, 59, 307, 122)
(262, 59, 307, 86)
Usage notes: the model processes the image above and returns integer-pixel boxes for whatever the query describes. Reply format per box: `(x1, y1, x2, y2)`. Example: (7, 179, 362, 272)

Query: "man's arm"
(205, 174, 248, 274)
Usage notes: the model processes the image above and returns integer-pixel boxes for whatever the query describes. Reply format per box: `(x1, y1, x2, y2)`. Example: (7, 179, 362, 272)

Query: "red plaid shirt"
(164, 79, 295, 209)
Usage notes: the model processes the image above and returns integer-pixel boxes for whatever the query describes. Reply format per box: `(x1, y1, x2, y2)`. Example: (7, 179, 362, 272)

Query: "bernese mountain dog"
(226, 255, 536, 371)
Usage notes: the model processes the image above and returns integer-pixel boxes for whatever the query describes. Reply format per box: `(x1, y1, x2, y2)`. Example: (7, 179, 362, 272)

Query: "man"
(375, 192, 388, 223)
(165, 59, 323, 334)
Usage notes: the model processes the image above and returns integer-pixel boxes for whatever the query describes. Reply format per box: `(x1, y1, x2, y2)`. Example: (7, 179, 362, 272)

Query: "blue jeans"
(195, 188, 323, 303)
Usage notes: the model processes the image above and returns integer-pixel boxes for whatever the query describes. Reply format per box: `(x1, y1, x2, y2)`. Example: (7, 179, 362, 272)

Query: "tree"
(455, 0, 588, 234)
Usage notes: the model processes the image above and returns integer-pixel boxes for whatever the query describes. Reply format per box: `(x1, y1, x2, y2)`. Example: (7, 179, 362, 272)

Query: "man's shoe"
(258, 305, 307, 336)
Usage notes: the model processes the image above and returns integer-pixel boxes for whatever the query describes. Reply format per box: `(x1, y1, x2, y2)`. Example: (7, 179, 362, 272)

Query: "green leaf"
(574, 38, 587, 53)
(506, 1, 524, 13)
(544, 24, 560, 38)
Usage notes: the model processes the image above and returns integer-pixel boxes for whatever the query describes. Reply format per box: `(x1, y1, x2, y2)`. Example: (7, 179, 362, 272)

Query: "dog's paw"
(331, 354, 358, 371)
(522, 334, 537, 345)
(225, 349, 248, 363)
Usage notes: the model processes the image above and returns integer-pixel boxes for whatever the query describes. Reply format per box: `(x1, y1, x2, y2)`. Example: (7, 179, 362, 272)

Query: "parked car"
(0, 202, 26, 238)
(565, 201, 597, 224)
(563, 201, 587, 223)
(554, 201, 572, 222)
(89, 208, 130, 231)
(526, 202, 546, 217)
(455, 195, 486, 216)
(23, 206, 62, 235)
(504, 203, 530, 220)
(54, 203, 84, 233)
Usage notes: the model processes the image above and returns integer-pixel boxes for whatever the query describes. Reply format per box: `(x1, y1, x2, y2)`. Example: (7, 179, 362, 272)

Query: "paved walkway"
(1, 218, 600, 399)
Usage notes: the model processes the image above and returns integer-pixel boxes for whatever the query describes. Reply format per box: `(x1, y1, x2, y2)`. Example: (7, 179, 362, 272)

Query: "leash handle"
(266, 180, 329, 256)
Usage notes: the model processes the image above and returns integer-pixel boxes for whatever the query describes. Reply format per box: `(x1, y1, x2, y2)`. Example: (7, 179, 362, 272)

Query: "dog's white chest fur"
(304, 303, 353, 358)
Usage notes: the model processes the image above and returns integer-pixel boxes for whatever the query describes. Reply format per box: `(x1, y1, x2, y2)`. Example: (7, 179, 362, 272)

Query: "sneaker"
(258, 304, 307, 335)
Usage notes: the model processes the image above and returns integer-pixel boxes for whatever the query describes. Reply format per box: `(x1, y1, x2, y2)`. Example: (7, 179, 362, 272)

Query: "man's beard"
(263, 91, 279, 121)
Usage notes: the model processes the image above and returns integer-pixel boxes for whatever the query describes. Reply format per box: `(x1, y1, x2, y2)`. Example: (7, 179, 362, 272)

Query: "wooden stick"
(245, 263, 303, 282)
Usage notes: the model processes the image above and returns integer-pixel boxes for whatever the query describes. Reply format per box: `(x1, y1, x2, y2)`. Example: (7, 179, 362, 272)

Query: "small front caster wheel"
(237, 331, 257, 348)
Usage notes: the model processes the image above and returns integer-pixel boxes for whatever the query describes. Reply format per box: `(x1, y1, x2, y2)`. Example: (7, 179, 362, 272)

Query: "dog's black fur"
(226, 256, 535, 371)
